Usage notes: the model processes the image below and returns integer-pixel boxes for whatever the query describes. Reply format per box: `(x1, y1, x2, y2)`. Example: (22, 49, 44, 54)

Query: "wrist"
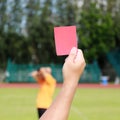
(61, 80, 78, 99)
(63, 78, 78, 89)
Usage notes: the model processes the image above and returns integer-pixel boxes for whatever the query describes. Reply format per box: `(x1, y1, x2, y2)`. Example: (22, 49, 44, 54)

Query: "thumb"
(68, 47, 77, 61)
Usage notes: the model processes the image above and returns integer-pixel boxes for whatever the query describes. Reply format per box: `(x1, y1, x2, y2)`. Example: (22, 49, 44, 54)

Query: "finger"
(74, 49, 83, 62)
(68, 47, 77, 61)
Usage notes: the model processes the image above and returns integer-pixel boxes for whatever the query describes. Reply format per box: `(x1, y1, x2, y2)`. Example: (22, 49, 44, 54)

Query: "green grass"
(0, 88, 120, 120)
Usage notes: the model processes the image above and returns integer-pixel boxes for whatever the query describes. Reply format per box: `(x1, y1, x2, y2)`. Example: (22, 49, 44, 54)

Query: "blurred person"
(40, 47, 86, 120)
(31, 67, 56, 119)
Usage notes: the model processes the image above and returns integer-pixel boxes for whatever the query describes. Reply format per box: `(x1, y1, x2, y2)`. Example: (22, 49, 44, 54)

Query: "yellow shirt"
(36, 74, 56, 108)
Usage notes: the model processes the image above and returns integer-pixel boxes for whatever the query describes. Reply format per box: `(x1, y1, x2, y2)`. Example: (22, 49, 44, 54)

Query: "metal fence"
(5, 60, 101, 83)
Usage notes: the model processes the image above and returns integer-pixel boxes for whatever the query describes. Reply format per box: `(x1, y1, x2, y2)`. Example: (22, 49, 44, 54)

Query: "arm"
(40, 67, 56, 85)
(40, 47, 86, 120)
(31, 71, 44, 83)
(31, 71, 38, 80)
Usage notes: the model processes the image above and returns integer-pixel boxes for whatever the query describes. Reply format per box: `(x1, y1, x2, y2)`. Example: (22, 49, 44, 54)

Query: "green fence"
(5, 60, 101, 83)
(107, 48, 120, 77)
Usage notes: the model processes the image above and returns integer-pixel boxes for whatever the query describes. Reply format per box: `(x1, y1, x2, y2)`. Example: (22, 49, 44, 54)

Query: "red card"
(54, 26, 77, 56)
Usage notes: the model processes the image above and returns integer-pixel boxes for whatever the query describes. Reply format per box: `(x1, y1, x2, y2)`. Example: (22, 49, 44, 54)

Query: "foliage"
(106, 0, 120, 47)
(55, 0, 79, 26)
(0, 0, 120, 68)
(0, 32, 30, 66)
(26, 0, 57, 64)
(78, 2, 115, 63)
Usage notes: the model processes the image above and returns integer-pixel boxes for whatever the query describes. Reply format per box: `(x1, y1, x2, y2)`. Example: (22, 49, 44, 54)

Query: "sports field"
(0, 83, 120, 120)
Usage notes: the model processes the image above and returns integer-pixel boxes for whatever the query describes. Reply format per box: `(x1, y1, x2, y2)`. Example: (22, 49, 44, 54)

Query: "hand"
(40, 47, 86, 120)
(40, 67, 50, 77)
(30, 71, 38, 77)
(62, 47, 86, 85)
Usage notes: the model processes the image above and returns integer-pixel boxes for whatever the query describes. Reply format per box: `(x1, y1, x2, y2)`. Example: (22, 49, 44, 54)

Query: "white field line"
(71, 106, 89, 120)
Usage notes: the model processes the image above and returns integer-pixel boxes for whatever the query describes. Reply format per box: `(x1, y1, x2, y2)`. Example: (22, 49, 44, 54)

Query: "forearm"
(40, 47, 86, 120)
(40, 80, 78, 120)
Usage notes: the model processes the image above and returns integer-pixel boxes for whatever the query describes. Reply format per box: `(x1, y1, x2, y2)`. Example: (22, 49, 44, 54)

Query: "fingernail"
(70, 47, 77, 54)
(75, 50, 81, 62)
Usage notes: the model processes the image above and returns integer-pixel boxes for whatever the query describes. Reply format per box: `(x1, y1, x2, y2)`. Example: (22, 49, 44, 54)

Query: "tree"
(0, 0, 7, 68)
(0, 0, 32, 67)
(110, 0, 120, 47)
(26, 0, 57, 64)
(54, 0, 79, 26)
(78, 2, 115, 63)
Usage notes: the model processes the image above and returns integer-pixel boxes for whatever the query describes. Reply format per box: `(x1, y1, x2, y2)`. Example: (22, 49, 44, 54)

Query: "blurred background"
(0, 0, 120, 84)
